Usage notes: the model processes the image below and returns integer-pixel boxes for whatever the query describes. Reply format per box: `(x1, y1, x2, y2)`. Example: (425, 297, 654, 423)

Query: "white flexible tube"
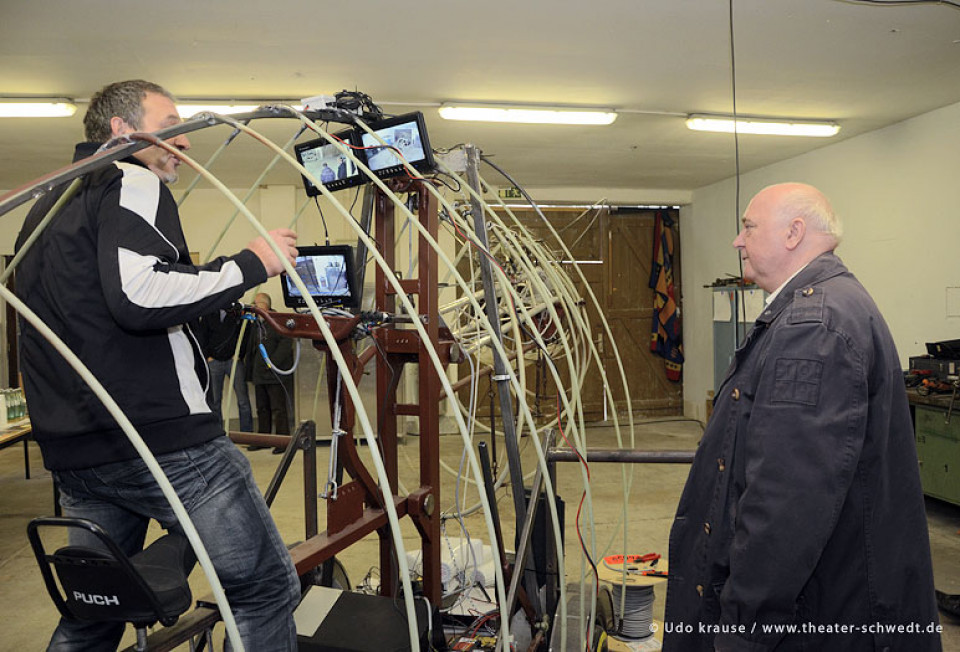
(202, 127, 306, 264)
(284, 110, 581, 647)
(198, 114, 513, 647)
(441, 168, 640, 646)
(471, 189, 620, 631)
(0, 285, 245, 652)
(188, 112, 600, 648)
(142, 128, 429, 648)
(0, 179, 82, 285)
(335, 148, 574, 648)
(340, 122, 589, 649)
(478, 174, 640, 630)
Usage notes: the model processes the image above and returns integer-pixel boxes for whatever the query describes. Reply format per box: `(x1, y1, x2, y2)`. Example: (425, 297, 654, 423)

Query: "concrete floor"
(1, 416, 959, 650)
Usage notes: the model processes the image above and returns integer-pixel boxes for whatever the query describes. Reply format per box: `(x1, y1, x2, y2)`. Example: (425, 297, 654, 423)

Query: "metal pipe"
(546, 448, 696, 464)
(0, 107, 352, 218)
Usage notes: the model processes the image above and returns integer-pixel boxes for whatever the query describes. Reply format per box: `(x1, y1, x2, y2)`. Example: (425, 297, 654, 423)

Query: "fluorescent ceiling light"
(686, 114, 840, 137)
(0, 101, 77, 118)
(439, 104, 617, 125)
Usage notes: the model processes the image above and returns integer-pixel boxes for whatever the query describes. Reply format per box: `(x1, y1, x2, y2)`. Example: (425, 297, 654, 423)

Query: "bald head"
(759, 183, 842, 242)
(733, 183, 841, 292)
(254, 293, 272, 311)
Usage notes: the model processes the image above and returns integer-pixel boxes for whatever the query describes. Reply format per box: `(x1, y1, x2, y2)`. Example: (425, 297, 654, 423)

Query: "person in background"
(15, 79, 301, 651)
(250, 292, 295, 451)
(320, 161, 335, 184)
(663, 183, 940, 651)
(197, 305, 253, 432)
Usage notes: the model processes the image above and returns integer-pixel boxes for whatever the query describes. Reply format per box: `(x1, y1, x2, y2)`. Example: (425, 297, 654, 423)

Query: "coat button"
(696, 584, 704, 597)
(731, 388, 740, 400)
(704, 522, 711, 535)
(802, 287, 814, 296)
(717, 458, 725, 471)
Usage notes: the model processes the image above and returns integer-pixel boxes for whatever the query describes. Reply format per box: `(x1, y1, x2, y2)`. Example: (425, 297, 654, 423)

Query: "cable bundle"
(611, 583, 656, 639)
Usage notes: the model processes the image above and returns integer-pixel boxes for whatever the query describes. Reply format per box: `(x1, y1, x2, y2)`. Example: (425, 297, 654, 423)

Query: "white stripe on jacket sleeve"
(118, 247, 244, 308)
(167, 326, 211, 415)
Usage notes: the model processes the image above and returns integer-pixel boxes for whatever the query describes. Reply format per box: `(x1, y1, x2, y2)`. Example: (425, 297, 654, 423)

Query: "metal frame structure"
(251, 180, 452, 605)
(2, 104, 697, 650)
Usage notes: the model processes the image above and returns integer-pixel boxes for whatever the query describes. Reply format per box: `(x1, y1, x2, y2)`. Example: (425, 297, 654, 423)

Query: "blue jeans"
(208, 358, 253, 432)
(48, 436, 300, 651)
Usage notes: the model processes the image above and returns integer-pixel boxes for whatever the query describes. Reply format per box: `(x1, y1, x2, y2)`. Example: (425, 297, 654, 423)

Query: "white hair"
(776, 183, 843, 243)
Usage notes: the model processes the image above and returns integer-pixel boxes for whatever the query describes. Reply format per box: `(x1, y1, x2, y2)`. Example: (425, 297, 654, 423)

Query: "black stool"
(28, 516, 197, 651)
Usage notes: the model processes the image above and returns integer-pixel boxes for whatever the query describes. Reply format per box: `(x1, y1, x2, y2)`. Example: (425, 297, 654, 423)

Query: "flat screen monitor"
(294, 129, 365, 195)
(280, 245, 359, 311)
(359, 111, 435, 180)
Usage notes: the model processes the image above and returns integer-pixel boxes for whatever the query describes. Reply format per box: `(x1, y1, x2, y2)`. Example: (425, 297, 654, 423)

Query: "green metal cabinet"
(915, 405, 960, 506)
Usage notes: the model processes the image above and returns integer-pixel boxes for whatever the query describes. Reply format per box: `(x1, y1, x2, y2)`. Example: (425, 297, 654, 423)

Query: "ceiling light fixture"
(686, 114, 840, 137)
(439, 104, 617, 126)
(0, 100, 77, 118)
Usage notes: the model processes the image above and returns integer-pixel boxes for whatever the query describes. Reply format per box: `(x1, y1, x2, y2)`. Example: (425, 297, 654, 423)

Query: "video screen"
(360, 111, 435, 179)
(362, 121, 426, 171)
(280, 245, 358, 310)
(294, 130, 363, 195)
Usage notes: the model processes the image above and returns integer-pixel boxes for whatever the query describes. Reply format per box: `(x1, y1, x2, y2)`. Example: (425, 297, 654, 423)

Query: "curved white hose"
(198, 114, 515, 647)
(339, 119, 594, 648)
(0, 284, 245, 652)
(478, 173, 640, 629)
(144, 129, 431, 647)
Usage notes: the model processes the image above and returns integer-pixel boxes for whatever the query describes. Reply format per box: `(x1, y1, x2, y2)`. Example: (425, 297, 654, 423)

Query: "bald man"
(663, 184, 940, 651)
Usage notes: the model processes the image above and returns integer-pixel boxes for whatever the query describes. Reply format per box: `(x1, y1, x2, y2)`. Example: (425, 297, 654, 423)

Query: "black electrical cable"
(728, 0, 748, 347)
(313, 196, 331, 246)
(430, 171, 462, 193)
(348, 184, 363, 215)
(333, 89, 384, 119)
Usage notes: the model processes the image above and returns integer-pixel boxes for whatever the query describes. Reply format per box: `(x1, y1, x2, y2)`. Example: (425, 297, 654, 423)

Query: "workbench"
(908, 390, 960, 506)
(0, 419, 32, 479)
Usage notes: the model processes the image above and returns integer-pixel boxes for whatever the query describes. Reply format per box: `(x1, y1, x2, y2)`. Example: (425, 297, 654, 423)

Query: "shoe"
(936, 590, 960, 617)
(247, 445, 267, 451)
(272, 447, 285, 455)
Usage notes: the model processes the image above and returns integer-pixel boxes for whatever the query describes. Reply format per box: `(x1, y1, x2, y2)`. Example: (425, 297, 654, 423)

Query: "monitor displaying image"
(294, 129, 365, 195)
(280, 245, 359, 310)
(360, 111, 435, 180)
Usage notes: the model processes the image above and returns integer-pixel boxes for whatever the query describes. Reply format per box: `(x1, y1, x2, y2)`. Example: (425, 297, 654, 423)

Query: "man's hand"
(248, 229, 298, 277)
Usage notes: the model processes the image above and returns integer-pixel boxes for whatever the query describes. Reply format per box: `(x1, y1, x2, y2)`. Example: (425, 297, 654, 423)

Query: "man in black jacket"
(197, 306, 254, 432)
(663, 183, 940, 651)
(16, 80, 302, 651)
(250, 292, 295, 440)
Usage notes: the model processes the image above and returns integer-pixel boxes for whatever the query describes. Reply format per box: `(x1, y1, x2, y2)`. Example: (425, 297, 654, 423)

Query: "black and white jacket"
(15, 142, 267, 471)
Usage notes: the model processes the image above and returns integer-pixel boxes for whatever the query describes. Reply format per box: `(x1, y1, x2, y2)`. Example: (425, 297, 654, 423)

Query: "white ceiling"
(2, 0, 960, 200)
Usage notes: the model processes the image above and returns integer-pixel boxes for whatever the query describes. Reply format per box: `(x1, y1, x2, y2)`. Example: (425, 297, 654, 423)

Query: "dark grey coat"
(664, 253, 940, 651)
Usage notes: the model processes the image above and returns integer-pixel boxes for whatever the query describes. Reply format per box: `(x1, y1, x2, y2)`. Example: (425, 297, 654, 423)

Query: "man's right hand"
(248, 229, 298, 277)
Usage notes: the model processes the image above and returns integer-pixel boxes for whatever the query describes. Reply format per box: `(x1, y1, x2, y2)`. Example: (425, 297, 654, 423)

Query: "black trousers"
(255, 383, 292, 434)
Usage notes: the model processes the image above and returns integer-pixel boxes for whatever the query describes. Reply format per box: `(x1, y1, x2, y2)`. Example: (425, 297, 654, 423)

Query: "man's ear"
(109, 116, 129, 138)
(785, 217, 806, 251)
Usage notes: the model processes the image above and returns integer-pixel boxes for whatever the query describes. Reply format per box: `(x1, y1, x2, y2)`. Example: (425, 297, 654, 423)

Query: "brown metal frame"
(274, 180, 446, 604)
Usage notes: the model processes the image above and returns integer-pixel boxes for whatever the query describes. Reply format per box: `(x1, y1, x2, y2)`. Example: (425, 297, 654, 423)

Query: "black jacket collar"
(73, 141, 147, 170)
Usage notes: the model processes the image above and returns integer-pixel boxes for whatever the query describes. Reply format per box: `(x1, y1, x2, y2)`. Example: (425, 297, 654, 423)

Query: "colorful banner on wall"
(649, 210, 683, 381)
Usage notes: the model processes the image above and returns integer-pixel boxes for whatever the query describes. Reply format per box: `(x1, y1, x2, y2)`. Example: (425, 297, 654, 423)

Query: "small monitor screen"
(280, 245, 359, 310)
(294, 130, 365, 195)
(360, 111, 435, 180)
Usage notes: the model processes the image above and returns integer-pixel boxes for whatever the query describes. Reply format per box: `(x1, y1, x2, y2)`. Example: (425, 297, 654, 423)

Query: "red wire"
(469, 612, 500, 637)
(328, 131, 420, 181)
(556, 391, 600, 652)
